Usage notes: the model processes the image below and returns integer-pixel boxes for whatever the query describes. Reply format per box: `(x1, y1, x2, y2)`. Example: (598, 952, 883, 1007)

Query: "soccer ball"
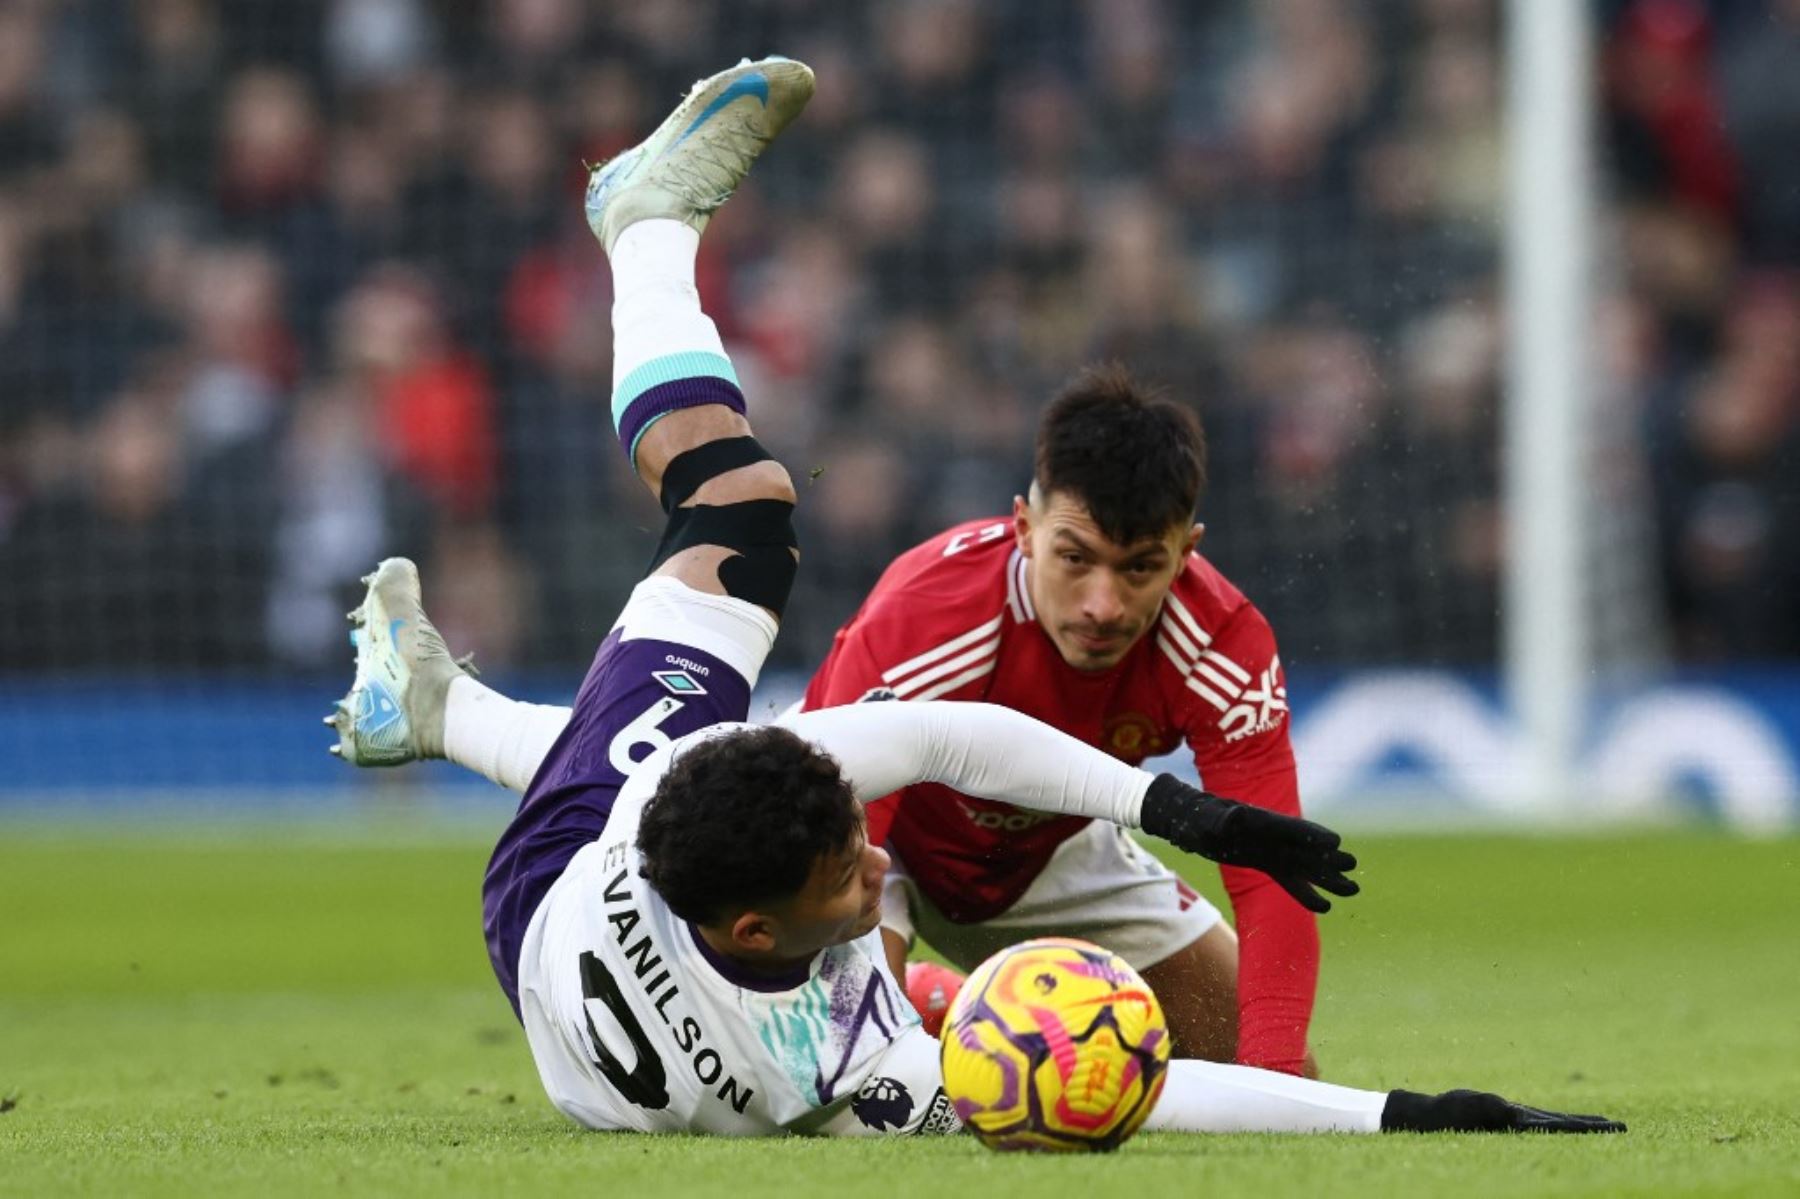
(939, 937, 1170, 1152)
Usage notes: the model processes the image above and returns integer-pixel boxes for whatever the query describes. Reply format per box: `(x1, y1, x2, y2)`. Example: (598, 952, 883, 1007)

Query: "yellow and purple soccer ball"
(939, 937, 1170, 1152)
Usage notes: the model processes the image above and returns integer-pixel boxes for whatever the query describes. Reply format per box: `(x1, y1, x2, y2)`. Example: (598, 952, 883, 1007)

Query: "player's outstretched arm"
(775, 700, 1358, 909)
(1147, 1059, 1625, 1135)
(815, 1027, 1623, 1139)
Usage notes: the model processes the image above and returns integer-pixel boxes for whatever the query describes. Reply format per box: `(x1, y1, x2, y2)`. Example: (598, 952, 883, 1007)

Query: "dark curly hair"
(637, 725, 861, 924)
(1035, 363, 1207, 546)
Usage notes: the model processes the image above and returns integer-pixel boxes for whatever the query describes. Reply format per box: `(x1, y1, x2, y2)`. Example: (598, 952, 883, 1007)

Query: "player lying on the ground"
(329, 56, 1622, 1139)
(351, 371, 1313, 1070)
(338, 268, 1334, 1082)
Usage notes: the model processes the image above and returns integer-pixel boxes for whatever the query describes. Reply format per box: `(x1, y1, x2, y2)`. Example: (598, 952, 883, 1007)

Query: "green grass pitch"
(2, 826, 1796, 1198)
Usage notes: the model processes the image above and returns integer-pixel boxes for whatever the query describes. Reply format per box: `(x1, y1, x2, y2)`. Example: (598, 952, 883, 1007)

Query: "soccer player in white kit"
(331, 56, 1622, 1140)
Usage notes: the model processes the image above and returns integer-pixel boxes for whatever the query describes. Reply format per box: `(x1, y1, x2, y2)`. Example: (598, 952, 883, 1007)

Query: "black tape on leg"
(650, 437, 795, 611)
(658, 436, 774, 514)
(650, 499, 798, 615)
(716, 543, 798, 614)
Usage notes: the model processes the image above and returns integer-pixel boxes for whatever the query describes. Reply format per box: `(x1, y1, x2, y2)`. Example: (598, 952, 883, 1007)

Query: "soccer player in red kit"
(335, 364, 1321, 1076)
(802, 365, 1316, 1075)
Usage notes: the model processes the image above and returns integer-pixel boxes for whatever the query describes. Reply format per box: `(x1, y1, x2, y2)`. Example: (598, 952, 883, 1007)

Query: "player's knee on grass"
(1142, 924, 1240, 1063)
(650, 436, 798, 615)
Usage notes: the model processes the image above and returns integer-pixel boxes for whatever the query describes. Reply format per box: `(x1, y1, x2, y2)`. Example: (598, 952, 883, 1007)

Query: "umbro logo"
(653, 670, 707, 696)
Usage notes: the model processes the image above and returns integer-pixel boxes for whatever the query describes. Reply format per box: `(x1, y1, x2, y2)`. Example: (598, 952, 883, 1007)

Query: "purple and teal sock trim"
(613, 351, 746, 469)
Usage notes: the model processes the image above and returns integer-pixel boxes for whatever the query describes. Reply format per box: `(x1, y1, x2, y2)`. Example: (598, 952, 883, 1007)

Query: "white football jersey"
(514, 700, 1157, 1137)
(515, 724, 960, 1138)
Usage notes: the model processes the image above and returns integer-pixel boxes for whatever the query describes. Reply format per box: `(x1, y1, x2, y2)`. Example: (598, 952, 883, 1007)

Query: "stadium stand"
(0, 0, 1794, 686)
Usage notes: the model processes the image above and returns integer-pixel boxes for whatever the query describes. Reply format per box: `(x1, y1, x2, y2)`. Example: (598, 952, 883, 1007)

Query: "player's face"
(1016, 489, 1201, 673)
(766, 825, 892, 959)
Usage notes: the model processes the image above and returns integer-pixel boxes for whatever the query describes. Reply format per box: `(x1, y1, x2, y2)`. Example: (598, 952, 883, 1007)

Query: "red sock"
(904, 961, 966, 1037)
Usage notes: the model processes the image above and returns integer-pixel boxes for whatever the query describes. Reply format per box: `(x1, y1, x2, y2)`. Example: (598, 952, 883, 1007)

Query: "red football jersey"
(802, 516, 1317, 1074)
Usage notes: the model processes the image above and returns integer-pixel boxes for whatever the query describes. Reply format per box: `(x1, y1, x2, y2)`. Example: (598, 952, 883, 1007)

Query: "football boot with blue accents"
(586, 55, 815, 254)
(326, 557, 468, 767)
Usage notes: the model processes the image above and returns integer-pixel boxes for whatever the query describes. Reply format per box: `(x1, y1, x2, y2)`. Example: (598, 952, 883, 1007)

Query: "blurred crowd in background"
(0, 0, 1796, 678)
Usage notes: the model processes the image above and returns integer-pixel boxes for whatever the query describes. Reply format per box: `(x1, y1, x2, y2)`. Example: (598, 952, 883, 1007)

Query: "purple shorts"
(481, 603, 758, 1015)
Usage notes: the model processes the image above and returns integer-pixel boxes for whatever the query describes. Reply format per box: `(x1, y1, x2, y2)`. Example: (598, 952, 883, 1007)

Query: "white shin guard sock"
(609, 219, 727, 392)
(444, 676, 572, 795)
(1146, 1059, 1387, 1135)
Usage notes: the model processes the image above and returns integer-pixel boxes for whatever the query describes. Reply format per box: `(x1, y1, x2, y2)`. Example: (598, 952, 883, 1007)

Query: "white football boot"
(326, 557, 469, 767)
(586, 55, 815, 254)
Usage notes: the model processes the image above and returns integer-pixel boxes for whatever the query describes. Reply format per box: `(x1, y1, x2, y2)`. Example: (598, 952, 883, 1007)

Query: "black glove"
(1382, 1088, 1626, 1134)
(1139, 774, 1359, 913)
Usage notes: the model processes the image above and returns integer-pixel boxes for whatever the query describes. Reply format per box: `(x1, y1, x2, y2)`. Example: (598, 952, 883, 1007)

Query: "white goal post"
(1504, 0, 1596, 808)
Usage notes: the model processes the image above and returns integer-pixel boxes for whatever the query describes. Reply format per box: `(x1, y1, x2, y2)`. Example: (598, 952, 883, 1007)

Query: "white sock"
(609, 219, 727, 393)
(444, 675, 572, 794)
(1146, 1059, 1386, 1134)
